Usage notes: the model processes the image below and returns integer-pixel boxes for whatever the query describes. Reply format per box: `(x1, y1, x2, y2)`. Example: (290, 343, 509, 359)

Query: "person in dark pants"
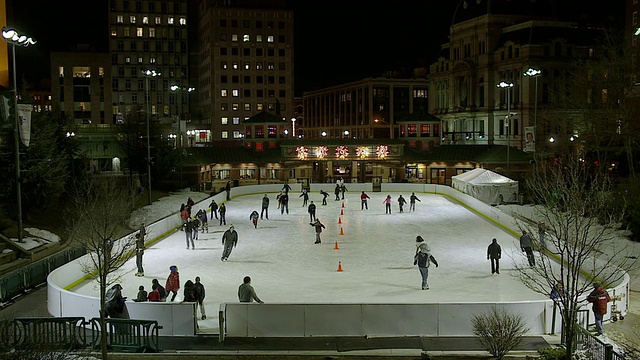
(340, 184, 348, 200)
(299, 189, 309, 207)
(487, 238, 502, 274)
(360, 191, 370, 210)
(221, 225, 238, 261)
(519, 231, 535, 266)
(209, 199, 218, 220)
(219, 203, 227, 225)
(308, 201, 316, 222)
(334, 184, 341, 201)
(238, 276, 263, 303)
(135, 223, 145, 276)
(309, 218, 325, 244)
(260, 194, 270, 220)
(320, 190, 329, 205)
(194, 276, 206, 320)
(105, 284, 126, 318)
(280, 192, 289, 214)
(225, 181, 231, 200)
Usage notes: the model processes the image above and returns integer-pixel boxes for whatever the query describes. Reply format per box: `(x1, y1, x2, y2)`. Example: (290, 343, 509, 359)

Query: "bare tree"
(512, 157, 637, 359)
(67, 176, 137, 359)
(471, 305, 529, 360)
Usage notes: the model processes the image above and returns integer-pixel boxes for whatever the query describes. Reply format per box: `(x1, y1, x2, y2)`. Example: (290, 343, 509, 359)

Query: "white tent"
(451, 168, 519, 204)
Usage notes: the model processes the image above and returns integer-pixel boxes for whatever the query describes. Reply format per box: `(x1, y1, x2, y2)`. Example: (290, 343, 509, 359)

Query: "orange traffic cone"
(339, 227, 344, 235)
(338, 217, 342, 224)
(337, 261, 343, 272)
(334, 241, 339, 250)
(340, 209, 344, 216)
(342, 202, 345, 208)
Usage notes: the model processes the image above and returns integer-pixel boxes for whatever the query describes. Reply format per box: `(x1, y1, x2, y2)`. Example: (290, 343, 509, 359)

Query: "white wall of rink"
(48, 183, 630, 337)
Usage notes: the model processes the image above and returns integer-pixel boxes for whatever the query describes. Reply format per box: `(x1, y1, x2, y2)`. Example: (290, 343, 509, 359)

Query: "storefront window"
(430, 168, 446, 184)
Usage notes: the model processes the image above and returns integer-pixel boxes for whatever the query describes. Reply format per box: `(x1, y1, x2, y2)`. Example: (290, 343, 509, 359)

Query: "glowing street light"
(497, 81, 514, 176)
(524, 68, 542, 157)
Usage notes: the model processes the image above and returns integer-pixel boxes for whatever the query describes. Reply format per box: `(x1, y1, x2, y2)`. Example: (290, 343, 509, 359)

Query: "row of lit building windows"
(219, 102, 286, 112)
(115, 14, 186, 26)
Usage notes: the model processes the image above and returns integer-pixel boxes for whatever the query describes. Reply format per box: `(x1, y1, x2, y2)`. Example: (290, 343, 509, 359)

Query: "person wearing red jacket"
(587, 282, 611, 336)
(360, 191, 371, 210)
(165, 265, 180, 302)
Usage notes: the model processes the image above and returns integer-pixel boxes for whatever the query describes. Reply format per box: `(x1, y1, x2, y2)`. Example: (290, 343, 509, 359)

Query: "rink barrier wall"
(47, 183, 630, 338)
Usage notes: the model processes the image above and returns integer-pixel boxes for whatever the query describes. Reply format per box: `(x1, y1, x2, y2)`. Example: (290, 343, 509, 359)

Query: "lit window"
(179, 17, 187, 26)
(232, 89, 239, 97)
(221, 62, 227, 69)
(221, 117, 228, 125)
(231, 34, 238, 42)
(155, 16, 161, 24)
(143, 16, 149, 24)
(138, 57, 143, 64)
(150, 57, 156, 64)
(168, 17, 174, 25)
(244, 62, 250, 70)
(256, 62, 263, 70)
(137, 27, 143, 37)
(232, 103, 239, 111)
(267, 62, 275, 70)
(267, 35, 274, 43)
(222, 131, 228, 139)
(111, 27, 117, 36)
(124, 27, 130, 37)
(233, 117, 240, 124)
(256, 35, 262, 42)
(233, 131, 241, 138)
(232, 62, 238, 70)
(117, 15, 124, 23)
(149, 28, 155, 37)
(130, 15, 136, 23)
(257, 103, 263, 111)
(243, 34, 250, 42)
(244, 103, 251, 111)
(221, 89, 228, 97)
(125, 57, 131, 64)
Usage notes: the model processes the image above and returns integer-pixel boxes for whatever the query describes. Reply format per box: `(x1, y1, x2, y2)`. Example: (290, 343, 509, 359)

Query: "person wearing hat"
(413, 236, 438, 290)
(221, 224, 238, 261)
(587, 282, 611, 336)
(309, 218, 325, 244)
(165, 266, 180, 301)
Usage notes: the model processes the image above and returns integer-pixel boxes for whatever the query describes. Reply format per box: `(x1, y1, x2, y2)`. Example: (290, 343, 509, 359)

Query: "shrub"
(471, 305, 530, 359)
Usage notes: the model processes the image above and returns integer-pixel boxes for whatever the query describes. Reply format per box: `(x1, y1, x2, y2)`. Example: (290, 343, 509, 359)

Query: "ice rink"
(72, 189, 548, 333)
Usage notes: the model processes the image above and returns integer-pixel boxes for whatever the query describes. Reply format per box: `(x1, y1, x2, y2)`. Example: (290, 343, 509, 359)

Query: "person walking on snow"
(360, 191, 370, 210)
(398, 195, 407, 213)
(299, 189, 309, 207)
(520, 231, 535, 266)
(221, 225, 238, 261)
(209, 199, 218, 220)
(413, 236, 438, 290)
(487, 238, 502, 274)
(587, 282, 611, 336)
(308, 201, 317, 222)
(409, 192, 421, 211)
(320, 190, 329, 205)
(384, 195, 392, 214)
(334, 184, 341, 201)
(310, 218, 325, 244)
(537, 221, 546, 249)
(260, 194, 270, 220)
(249, 210, 259, 228)
(165, 265, 180, 302)
(219, 203, 227, 225)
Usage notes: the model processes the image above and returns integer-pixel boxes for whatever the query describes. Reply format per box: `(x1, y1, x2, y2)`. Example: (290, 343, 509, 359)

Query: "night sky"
(6, 0, 623, 96)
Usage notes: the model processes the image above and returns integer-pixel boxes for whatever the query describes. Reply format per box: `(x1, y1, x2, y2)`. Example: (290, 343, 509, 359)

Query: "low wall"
(48, 183, 630, 338)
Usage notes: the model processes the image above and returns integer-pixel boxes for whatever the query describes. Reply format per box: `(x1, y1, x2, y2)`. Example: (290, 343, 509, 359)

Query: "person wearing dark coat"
(194, 276, 206, 320)
(183, 280, 198, 302)
(225, 181, 231, 200)
(221, 225, 238, 261)
(340, 184, 348, 200)
(282, 183, 292, 194)
(185, 217, 195, 249)
(260, 194, 270, 220)
(413, 237, 439, 290)
(320, 190, 329, 205)
(398, 195, 407, 213)
(334, 184, 341, 201)
(250, 210, 259, 228)
(409, 192, 421, 211)
(519, 231, 535, 266)
(134, 285, 148, 302)
(280, 193, 289, 214)
(308, 201, 317, 222)
(105, 284, 126, 318)
(310, 218, 325, 244)
(219, 203, 227, 225)
(299, 189, 309, 207)
(209, 200, 219, 220)
(487, 238, 502, 274)
(135, 223, 145, 276)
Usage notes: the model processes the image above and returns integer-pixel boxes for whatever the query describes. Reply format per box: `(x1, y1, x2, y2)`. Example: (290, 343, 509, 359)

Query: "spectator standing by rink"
(309, 218, 325, 244)
(409, 192, 421, 211)
(587, 282, 611, 336)
(209, 199, 218, 220)
(299, 189, 309, 207)
(219, 203, 227, 225)
(194, 276, 206, 320)
(519, 231, 535, 266)
(250, 210, 259, 228)
(383, 195, 392, 214)
(183, 280, 198, 302)
(320, 190, 329, 205)
(334, 184, 341, 201)
(308, 201, 317, 222)
(105, 284, 126, 318)
(165, 266, 180, 301)
(221, 225, 238, 261)
(261, 194, 270, 220)
(487, 238, 502, 274)
(413, 236, 438, 290)
(238, 276, 264, 303)
(360, 191, 370, 210)
(398, 195, 407, 213)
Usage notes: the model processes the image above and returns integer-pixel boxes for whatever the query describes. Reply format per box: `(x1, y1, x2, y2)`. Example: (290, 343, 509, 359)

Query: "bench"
(13, 317, 87, 351)
(90, 317, 162, 353)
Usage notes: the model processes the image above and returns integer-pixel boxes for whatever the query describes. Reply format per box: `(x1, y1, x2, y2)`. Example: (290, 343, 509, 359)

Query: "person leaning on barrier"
(238, 276, 264, 304)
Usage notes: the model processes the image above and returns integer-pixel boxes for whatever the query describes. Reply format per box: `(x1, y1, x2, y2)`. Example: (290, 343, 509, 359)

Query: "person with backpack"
(413, 236, 438, 290)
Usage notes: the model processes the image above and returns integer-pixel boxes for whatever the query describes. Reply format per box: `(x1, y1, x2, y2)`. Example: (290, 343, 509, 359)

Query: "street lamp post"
(524, 68, 541, 158)
(142, 69, 161, 205)
(2, 27, 36, 243)
(169, 85, 194, 189)
(497, 81, 514, 176)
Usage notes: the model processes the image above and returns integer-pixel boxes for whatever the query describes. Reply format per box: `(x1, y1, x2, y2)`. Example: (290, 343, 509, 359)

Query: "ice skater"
(250, 210, 259, 228)
(194, 276, 206, 320)
(487, 238, 501, 274)
(280, 192, 289, 214)
(135, 223, 145, 276)
(282, 182, 292, 194)
(398, 195, 407, 213)
(519, 231, 535, 266)
(165, 265, 180, 302)
(185, 217, 195, 249)
(180, 205, 189, 230)
(225, 181, 231, 200)
(198, 209, 208, 233)
(320, 190, 329, 205)
(409, 192, 421, 211)
(340, 183, 348, 200)
(221, 225, 238, 261)
(384, 195, 392, 214)
(238, 276, 264, 303)
(310, 218, 325, 244)
(299, 189, 309, 207)
(219, 203, 227, 225)
(360, 191, 370, 210)
(308, 201, 316, 222)
(260, 194, 270, 220)
(209, 199, 218, 220)
(413, 236, 438, 290)
(334, 184, 341, 201)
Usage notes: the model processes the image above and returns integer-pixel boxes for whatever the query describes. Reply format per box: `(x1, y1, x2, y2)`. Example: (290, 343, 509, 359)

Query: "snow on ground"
(8, 228, 61, 251)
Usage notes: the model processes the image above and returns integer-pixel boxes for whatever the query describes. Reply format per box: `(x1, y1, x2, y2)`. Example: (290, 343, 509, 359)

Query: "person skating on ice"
(282, 182, 292, 194)
(225, 181, 231, 200)
(334, 184, 341, 201)
(191, 215, 200, 241)
(249, 210, 259, 228)
(360, 191, 370, 210)
(383, 195, 392, 214)
(280, 192, 289, 214)
(340, 183, 348, 200)
(413, 236, 438, 290)
(197, 209, 208, 233)
(299, 189, 309, 207)
(194, 276, 206, 320)
(310, 218, 325, 244)
(135, 223, 145, 276)
(221, 224, 238, 261)
(209, 199, 218, 220)
(487, 238, 502, 274)
(398, 195, 407, 213)
(185, 217, 195, 249)
(320, 190, 329, 205)
(519, 231, 535, 266)
(409, 192, 421, 211)
(219, 203, 227, 225)
(260, 194, 270, 220)
(308, 201, 316, 222)
(165, 265, 180, 302)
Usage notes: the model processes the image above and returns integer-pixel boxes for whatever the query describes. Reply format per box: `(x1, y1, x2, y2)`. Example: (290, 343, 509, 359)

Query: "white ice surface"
(73, 190, 551, 332)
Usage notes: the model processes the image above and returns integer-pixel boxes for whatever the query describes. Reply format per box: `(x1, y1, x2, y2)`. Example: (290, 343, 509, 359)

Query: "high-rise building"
(197, 0, 294, 143)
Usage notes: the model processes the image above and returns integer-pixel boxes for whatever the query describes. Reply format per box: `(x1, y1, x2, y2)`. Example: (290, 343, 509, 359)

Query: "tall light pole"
(170, 84, 194, 189)
(142, 69, 161, 205)
(497, 81, 514, 176)
(3, 28, 36, 243)
(524, 68, 541, 158)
